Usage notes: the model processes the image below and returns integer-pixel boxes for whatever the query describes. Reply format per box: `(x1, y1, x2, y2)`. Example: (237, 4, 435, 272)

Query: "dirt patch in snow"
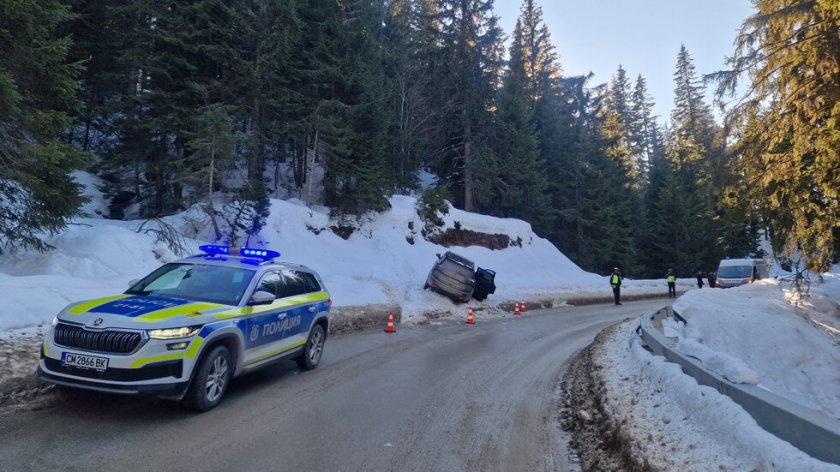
(562, 322, 654, 472)
(0, 330, 49, 408)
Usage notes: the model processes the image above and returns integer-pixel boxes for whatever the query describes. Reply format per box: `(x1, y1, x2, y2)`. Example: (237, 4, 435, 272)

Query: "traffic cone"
(384, 311, 396, 333)
(521, 299, 526, 312)
(514, 301, 520, 316)
(466, 306, 475, 324)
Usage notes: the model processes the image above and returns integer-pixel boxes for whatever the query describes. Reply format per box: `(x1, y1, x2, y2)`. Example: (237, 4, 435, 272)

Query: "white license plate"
(61, 352, 108, 371)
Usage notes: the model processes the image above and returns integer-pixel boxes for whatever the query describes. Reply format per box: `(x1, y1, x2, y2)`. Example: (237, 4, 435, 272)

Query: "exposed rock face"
(426, 227, 522, 250)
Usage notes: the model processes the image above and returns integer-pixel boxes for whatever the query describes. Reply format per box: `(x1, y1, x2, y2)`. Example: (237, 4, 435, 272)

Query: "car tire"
(296, 324, 325, 371)
(183, 345, 231, 412)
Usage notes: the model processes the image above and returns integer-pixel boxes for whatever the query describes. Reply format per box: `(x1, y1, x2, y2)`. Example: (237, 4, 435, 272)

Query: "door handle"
(277, 313, 287, 319)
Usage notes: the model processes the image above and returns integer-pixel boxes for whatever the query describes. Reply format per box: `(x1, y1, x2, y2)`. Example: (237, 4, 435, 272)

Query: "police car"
(38, 245, 331, 411)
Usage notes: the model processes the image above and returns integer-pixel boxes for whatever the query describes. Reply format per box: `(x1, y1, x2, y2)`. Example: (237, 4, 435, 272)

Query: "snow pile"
(676, 337, 761, 384)
(597, 321, 840, 471)
(669, 279, 840, 418)
(0, 193, 630, 332)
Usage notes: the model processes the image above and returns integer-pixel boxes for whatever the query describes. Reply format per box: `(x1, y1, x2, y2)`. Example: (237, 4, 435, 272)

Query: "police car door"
(278, 269, 320, 341)
(243, 271, 301, 366)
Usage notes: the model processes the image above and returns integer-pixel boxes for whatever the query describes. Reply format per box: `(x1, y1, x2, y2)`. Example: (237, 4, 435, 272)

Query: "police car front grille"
(43, 357, 182, 382)
(54, 323, 142, 354)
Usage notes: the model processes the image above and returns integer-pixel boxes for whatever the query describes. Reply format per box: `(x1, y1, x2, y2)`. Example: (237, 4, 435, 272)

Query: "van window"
(718, 265, 752, 278)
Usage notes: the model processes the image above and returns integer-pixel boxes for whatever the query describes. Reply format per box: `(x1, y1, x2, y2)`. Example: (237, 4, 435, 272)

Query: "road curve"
(0, 299, 667, 472)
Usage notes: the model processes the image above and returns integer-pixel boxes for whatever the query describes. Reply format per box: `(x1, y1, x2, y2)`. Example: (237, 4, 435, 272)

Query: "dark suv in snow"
(424, 251, 495, 303)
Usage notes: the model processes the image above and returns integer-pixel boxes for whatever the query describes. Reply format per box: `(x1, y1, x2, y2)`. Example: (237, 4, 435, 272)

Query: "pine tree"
(629, 74, 658, 189)
(548, 74, 595, 266)
(514, 0, 561, 102)
(0, 0, 88, 251)
(710, 0, 840, 270)
(606, 66, 637, 184)
(588, 91, 640, 273)
(428, 0, 505, 212)
(663, 46, 724, 272)
(380, 0, 444, 194)
(299, 0, 391, 218)
(103, 0, 239, 217)
(62, 0, 127, 152)
(491, 19, 553, 233)
(229, 0, 304, 195)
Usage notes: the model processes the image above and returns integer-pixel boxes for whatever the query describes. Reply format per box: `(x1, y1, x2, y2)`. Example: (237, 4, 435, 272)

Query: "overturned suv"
(38, 245, 331, 411)
(424, 251, 496, 303)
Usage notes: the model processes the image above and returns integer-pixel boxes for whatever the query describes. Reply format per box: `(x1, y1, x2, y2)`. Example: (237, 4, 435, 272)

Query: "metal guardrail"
(637, 306, 840, 465)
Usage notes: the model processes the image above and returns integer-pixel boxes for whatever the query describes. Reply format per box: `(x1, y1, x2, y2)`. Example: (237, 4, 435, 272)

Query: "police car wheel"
(296, 324, 325, 371)
(184, 345, 231, 411)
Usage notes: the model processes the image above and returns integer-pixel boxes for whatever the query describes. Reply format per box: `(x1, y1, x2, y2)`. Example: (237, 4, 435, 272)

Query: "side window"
(255, 272, 283, 298)
(302, 272, 321, 293)
(279, 270, 308, 297)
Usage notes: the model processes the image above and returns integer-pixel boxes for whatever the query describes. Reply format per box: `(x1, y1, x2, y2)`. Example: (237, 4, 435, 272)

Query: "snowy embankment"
(593, 276, 840, 471)
(0, 194, 682, 333)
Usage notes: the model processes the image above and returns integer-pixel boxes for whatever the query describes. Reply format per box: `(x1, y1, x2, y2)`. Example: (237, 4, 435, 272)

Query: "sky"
(494, 0, 756, 123)
(1, 171, 838, 469)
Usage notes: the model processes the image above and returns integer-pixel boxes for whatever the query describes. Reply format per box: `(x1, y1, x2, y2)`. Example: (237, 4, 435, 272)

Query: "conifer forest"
(0, 0, 837, 277)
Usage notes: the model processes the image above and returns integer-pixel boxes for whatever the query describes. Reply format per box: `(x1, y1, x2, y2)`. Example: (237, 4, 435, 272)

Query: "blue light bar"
(200, 245, 230, 255)
(239, 247, 280, 259)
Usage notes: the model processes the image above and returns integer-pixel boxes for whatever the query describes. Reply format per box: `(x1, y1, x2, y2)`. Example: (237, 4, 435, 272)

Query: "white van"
(716, 257, 769, 288)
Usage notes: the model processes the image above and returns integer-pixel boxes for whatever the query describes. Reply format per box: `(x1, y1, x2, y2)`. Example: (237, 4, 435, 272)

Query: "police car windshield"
(126, 263, 256, 306)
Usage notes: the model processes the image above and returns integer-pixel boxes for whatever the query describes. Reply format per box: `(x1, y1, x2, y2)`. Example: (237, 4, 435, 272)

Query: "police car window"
(127, 263, 255, 306)
(139, 264, 191, 292)
(277, 270, 306, 297)
(301, 272, 321, 292)
(256, 272, 282, 298)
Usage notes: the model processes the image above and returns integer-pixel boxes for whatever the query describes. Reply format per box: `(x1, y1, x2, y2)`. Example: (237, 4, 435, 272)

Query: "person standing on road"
(696, 271, 704, 289)
(707, 271, 716, 288)
(610, 268, 623, 305)
(666, 269, 676, 298)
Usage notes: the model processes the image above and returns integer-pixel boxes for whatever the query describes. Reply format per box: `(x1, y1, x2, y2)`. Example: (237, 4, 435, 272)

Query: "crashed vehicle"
(424, 251, 496, 303)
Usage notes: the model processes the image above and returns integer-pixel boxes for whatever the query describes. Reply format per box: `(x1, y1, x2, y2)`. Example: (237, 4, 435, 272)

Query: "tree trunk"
(463, 114, 474, 212)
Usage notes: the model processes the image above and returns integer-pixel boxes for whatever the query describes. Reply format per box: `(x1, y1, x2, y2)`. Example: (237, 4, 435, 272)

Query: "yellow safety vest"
(667, 275, 675, 283)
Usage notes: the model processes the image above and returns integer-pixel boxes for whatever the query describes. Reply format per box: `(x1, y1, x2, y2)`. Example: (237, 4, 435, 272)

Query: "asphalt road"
(0, 299, 667, 472)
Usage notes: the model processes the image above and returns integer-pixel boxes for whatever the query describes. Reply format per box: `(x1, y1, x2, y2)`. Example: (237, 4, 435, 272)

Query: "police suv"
(38, 245, 331, 411)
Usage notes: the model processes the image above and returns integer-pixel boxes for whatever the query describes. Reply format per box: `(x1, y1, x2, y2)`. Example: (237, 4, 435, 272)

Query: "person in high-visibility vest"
(610, 268, 623, 305)
(666, 269, 676, 298)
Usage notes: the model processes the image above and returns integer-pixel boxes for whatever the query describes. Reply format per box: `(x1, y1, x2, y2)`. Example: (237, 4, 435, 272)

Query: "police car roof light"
(239, 247, 280, 260)
(200, 244, 230, 255)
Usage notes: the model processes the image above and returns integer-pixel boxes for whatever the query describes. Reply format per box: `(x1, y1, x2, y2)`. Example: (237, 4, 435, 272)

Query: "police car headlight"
(148, 326, 202, 340)
(51, 316, 59, 327)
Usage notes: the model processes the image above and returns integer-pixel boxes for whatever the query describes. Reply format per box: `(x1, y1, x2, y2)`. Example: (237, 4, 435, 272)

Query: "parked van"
(716, 257, 769, 288)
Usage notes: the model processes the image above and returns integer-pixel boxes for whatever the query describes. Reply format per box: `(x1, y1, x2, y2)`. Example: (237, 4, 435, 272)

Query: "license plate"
(61, 352, 108, 371)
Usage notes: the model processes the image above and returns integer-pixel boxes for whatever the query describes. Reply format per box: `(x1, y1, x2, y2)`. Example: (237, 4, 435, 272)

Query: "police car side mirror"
(249, 291, 276, 306)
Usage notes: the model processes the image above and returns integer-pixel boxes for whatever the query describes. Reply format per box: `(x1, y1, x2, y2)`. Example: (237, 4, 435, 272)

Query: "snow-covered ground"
(0, 193, 688, 332)
(0, 180, 837, 469)
(598, 277, 840, 471)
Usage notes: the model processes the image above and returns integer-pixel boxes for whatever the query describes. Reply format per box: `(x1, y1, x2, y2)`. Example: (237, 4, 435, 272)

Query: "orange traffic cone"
(521, 299, 526, 312)
(384, 311, 396, 333)
(466, 306, 475, 324)
(514, 301, 520, 316)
